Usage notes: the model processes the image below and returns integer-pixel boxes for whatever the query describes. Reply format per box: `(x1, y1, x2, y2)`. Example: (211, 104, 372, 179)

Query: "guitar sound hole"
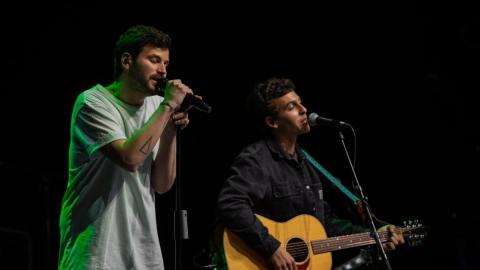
(286, 237, 308, 262)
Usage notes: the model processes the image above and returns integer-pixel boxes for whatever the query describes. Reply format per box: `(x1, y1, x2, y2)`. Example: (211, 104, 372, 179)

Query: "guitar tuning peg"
(403, 219, 413, 227)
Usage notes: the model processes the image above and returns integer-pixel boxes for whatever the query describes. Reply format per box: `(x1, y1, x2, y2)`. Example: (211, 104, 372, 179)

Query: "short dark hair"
(113, 25, 172, 80)
(246, 78, 295, 136)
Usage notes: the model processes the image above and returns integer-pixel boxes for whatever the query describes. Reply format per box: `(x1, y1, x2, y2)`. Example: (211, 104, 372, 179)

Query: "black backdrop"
(1, 2, 479, 269)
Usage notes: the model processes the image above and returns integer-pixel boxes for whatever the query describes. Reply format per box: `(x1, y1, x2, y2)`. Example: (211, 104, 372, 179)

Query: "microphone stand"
(338, 127, 392, 270)
(157, 79, 191, 270)
(174, 126, 189, 270)
(157, 79, 209, 270)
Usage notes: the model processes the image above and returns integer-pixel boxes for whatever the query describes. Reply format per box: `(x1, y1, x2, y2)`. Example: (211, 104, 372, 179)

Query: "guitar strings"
(285, 233, 390, 255)
(283, 227, 420, 256)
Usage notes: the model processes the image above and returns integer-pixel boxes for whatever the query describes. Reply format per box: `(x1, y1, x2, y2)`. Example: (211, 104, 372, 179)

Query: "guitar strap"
(302, 149, 369, 222)
(301, 149, 361, 204)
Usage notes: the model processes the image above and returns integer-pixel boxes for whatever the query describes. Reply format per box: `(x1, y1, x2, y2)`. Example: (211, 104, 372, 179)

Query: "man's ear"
(121, 53, 132, 68)
(265, 115, 278, 129)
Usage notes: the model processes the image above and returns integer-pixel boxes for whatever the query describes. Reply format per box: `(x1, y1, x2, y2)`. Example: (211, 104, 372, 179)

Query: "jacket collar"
(264, 138, 306, 162)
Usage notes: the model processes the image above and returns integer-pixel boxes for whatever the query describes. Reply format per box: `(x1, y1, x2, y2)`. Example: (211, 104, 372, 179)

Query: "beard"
(299, 124, 311, 135)
(128, 64, 156, 96)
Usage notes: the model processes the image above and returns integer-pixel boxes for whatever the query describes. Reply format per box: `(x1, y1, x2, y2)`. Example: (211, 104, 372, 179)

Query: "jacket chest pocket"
(269, 183, 306, 220)
(272, 183, 303, 198)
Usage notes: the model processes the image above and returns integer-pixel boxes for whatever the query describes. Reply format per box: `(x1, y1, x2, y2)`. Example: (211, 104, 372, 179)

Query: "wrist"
(160, 100, 175, 112)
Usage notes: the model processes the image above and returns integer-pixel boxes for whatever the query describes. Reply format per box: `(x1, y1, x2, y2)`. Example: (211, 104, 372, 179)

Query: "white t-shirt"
(59, 84, 164, 270)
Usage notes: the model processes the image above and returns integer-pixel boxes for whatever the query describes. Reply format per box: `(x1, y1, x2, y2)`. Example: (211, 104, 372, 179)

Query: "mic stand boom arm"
(338, 128, 393, 270)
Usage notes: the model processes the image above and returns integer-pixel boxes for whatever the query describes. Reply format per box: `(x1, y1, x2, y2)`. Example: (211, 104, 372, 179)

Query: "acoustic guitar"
(222, 214, 424, 270)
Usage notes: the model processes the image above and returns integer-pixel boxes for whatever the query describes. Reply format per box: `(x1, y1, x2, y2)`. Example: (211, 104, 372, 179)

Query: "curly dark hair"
(113, 25, 172, 80)
(246, 78, 296, 136)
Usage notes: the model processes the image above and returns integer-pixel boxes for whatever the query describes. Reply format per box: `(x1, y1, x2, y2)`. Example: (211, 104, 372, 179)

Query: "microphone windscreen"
(308, 113, 319, 126)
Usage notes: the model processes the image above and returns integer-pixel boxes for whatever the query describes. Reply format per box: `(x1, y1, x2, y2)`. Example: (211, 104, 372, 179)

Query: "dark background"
(1, 2, 479, 269)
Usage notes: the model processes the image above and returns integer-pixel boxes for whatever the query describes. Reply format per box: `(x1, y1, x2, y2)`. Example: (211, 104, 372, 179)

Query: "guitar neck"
(311, 229, 397, 254)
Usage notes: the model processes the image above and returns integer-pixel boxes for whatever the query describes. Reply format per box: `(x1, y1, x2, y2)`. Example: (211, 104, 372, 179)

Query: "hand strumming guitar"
(271, 246, 297, 270)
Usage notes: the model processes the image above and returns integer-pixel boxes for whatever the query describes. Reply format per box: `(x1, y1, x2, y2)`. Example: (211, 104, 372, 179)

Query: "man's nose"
(157, 63, 167, 73)
(299, 104, 307, 114)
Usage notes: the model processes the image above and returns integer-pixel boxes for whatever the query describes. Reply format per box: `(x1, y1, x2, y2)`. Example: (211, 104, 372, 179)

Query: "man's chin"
(146, 86, 159, 96)
(299, 126, 311, 134)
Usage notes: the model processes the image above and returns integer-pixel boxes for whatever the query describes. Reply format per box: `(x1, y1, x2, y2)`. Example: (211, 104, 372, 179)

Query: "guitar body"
(221, 214, 425, 270)
(223, 214, 332, 270)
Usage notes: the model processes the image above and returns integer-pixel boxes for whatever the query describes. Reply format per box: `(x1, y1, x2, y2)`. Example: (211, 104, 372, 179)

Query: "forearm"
(220, 207, 280, 258)
(151, 130, 177, 193)
(217, 191, 280, 257)
(105, 104, 174, 171)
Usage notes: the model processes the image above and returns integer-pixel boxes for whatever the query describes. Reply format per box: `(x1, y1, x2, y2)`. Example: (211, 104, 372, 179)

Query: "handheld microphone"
(182, 94, 212, 113)
(308, 113, 349, 128)
(155, 78, 212, 113)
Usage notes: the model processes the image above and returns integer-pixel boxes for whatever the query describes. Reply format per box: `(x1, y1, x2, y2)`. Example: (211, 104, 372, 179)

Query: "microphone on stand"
(156, 77, 212, 113)
(308, 112, 349, 128)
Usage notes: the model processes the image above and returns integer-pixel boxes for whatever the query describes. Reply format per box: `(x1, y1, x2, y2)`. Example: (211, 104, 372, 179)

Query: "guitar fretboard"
(311, 228, 404, 254)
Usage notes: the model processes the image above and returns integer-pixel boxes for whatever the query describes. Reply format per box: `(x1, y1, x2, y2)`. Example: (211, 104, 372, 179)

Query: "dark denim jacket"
(217, 138, 365, 258)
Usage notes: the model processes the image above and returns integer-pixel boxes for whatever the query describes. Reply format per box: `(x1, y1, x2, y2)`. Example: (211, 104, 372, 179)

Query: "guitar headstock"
(402, 219, 427, 247)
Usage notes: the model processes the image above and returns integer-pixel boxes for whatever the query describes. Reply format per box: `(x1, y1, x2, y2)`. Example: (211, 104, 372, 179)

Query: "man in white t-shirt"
(59, 25, 193, 270)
